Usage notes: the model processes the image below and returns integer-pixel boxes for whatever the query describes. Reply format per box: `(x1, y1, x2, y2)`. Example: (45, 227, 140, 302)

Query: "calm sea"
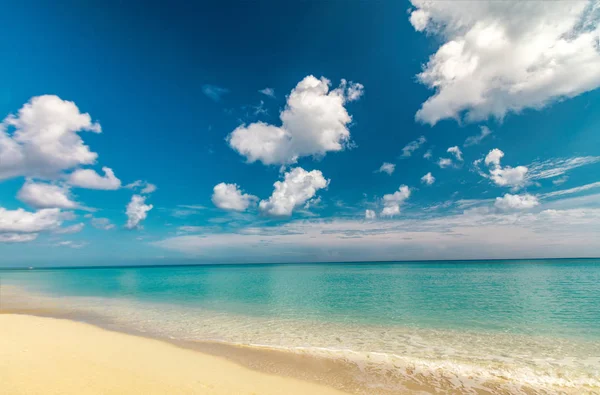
(2, 259, 600, 393)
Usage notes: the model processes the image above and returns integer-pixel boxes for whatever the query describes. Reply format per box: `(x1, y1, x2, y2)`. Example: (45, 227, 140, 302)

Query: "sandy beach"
(0, 314, 348, 395)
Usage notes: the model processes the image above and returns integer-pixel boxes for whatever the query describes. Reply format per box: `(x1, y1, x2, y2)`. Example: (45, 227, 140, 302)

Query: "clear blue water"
(3, 259, 600, 338)
(2, 259, 600, 393)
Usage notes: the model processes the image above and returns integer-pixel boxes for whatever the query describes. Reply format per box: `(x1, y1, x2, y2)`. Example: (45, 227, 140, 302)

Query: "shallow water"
(2, 259, 600, 393)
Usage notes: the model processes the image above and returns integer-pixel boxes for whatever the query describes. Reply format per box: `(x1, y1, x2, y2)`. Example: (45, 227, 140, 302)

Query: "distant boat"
(28, 267, 34, 270)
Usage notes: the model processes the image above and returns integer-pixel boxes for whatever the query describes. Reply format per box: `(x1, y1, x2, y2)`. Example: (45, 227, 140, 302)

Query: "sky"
(1, 0, 600, 266)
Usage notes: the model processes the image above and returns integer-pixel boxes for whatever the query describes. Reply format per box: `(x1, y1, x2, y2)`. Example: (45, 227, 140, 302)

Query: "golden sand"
(0, 314, 348, 395)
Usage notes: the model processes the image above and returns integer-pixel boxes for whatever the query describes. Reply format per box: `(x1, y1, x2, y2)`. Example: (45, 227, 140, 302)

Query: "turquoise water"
(2, 259, 600, 393)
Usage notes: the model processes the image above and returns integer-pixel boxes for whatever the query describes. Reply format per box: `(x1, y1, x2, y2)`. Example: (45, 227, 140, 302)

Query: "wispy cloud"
(375, 162, 395, 175)
(169, 204, 206, 218)
(528, 156, 600, 180)
(543, 181, 600, 198)
(154, 206, 600, 262)
(202, 84, 229, 102)
(464, 126, 492, 147)
(401, 136, 426, 157)
(258, 87, 275, 98)
(54, 240, 88, 249)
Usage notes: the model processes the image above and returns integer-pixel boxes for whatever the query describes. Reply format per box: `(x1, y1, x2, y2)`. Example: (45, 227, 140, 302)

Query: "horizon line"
(0, 256, 598, 271)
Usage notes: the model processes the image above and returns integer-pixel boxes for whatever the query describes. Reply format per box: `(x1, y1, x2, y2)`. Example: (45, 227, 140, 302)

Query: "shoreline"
(0, 307, 427, 394)
(2, 284, 599, 394)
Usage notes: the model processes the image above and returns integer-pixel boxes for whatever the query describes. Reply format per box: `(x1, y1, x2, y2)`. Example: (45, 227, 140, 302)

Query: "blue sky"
(1, 1, 600, 266)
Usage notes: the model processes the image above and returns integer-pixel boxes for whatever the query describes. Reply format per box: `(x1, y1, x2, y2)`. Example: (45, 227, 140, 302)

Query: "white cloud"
(227, 75, 363, 165)
(0, 95, 101, 180)
(401, 136, 427, 157)
(528, 156, 600, 180)
(410, 1, 600, 125)
(170, 205, 206, 218)
(259, 167, 329, 216)
(365, 209, 376, 219)
(55, 240, 87, 249)
(552, 176, 569, 186)
(421, 172, 435, 185)
(125, 195, 153, 230)
(258, 87, 275, 98)
(484, 148, 504, 167)
(494, 193, 539, 211)
(0, 207, 63, 233)
(0, 233, 38, 243)
(423, 149, 432, 159)
(381, 185, 411, 216)
(490, 166, 528, 189)
(543, 181, 600, 198)
(376, 162, 396, 175)
(437, 158, 453, 168)
(478, 148, 528, 189)
(464, 126, 492, 147)
(91, 217, 115, 230)
(68, 167, 121, 190)
(346, 81, 365, 101)
(212, 183, 257, 212)
(140, 183, 157, 194)
(447, 146, 463, 161)
(155, 207, 600, 262)
(409, 8, 430, 32)
(202, 85, 229, 102)
(53, 222, 85, 234)
(17, 180, 77, 209)
(126, 180, 157, 194)
(304, 196, 322, 210)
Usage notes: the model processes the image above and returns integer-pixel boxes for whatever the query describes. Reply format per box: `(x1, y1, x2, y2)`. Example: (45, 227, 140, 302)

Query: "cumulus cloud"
(477, 148, 528, 189)
(0, 95, 101, 180)
(202, 85, 229, 102)
(91, 217, 115, 230)
(17, 180, 77, 209)
(409, 8, 430, 31)
(125, 195, 153, 230)
(212, 183, 257, 212)
(484, 149, 504, 167)
(259, 87, 275, 98)
(0, 207, 63, 233)
(68, 167, 121, 190)
(410, 1, 600, 125)
(381, 185, 411, 216)
(376, 162, 396, 175)
(437, 158, 454, 168)
(259, 167, 329, 216)
(423, 149, 432, 159)
(227, 76, 363, 165)
(365, 209, 376, 219)
(421, 172, 435, 185)
(490, 166, 528, 189)
(401, 136, 427, 157)
(494, 193, 540, 211)
(447, 146, 463, 161)
(464, 126, 492, 147)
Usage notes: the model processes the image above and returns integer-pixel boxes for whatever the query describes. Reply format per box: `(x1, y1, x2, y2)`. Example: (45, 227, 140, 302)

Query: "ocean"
(2, 259, 599, 394)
